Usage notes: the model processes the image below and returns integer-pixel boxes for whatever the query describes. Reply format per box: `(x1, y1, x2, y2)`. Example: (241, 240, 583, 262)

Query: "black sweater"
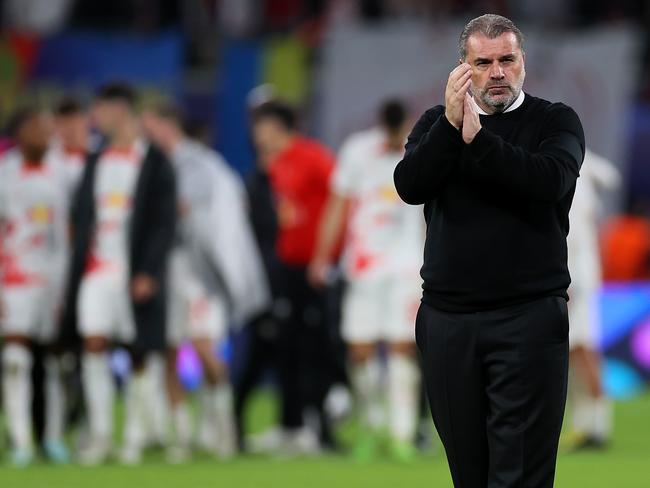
(394, 93, 585, 312)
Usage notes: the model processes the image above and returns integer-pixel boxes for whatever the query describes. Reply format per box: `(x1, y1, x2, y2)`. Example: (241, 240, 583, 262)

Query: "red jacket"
(267, 136, 334, 266)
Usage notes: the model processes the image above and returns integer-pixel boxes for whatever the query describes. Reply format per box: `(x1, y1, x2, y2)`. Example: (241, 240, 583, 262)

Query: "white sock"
(2, 344, 33, 452)
(387, 354, 419, 443)
(122, 369, 150, 451)
(170, 402, 193, 448)
(197, 387, 217, 449)
(144, 354, 168, 444)
(44, 355, 66, 444)
(209, 382, 236, 457)
(350, 356, 383, 432)
(591, 397, 613, 440)
(570, 375, 593, 435)
(82, 351, 114, 444)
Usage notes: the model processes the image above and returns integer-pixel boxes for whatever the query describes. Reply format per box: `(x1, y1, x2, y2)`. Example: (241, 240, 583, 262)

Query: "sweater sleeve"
(135, 153, 177, 279)
(462, 103, 585, 202)
(394, 106, 464, 205)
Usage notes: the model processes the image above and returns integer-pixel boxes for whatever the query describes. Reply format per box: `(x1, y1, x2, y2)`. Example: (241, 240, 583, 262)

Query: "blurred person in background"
(565, 149, 620, 451)
(249, 100, 336, 455)
(142, 102, 269, 463)
(59, 83, 176, 465)
(394, 14, 585, 487)
(0, 108, 71, 466)
(309, 98, 423, 462)
(52, 97, 92, 191)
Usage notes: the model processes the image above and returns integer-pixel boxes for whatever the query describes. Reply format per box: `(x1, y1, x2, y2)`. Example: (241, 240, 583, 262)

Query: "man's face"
(91, 100, 125, 137)
(17, 113, 53, 161)
(56, 112, 88, 150)
(464, 32, 526, 114)
(251, 118, 286, 168)
(141, 111, 166, 146)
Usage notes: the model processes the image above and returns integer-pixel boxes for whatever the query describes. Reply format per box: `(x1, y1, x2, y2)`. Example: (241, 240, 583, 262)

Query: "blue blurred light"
(599, 284, 650, 350)
(602, 358, 645, 399)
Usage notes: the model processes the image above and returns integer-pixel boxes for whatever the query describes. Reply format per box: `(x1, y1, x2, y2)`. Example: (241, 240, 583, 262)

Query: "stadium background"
(0, 0, 649, 486)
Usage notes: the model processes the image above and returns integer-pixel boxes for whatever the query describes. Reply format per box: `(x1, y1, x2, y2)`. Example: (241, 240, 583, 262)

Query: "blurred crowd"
(0, 0, 648, 472)
(0, 80, 434, 466)
(0, 72, 643, 467)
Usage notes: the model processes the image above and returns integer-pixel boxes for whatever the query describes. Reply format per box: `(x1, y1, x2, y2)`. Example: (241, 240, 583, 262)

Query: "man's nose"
(490, 62, 505, 79)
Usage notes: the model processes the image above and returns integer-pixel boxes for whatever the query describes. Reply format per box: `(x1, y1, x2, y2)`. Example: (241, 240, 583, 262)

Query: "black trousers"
(275, 266, 333, 434)
(416, 296, 569, 488)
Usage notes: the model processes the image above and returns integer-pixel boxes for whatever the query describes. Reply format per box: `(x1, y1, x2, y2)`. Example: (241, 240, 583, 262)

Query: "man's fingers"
(455, 78, 471, 99)
(448, 63, 472, 85)
(452, 70, 472, 92)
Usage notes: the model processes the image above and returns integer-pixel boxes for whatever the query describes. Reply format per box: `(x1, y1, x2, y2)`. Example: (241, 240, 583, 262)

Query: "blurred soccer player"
(250, 100, 335, 454)
(309, 99, 423, 461)
(566, 149, 620, 450)
(142, 103, 268, 462)
(53, 97, 91, 188)
(60, 83, 177, 465)
(0, 108, 70, 466)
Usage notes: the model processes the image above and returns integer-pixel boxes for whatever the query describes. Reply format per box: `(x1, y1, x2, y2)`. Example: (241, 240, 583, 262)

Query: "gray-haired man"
(394, 14, 585, 487)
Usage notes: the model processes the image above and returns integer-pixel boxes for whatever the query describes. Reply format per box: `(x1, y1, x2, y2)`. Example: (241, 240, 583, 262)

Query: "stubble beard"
(478, 75, 525, 114)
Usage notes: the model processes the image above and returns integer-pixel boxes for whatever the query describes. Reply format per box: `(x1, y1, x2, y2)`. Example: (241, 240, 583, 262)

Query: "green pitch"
(1, 391, 648, 488)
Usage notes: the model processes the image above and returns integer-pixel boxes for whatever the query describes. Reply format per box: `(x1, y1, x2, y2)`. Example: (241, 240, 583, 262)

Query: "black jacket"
(59, 143, 177, 353)
(394, 94, 585, 312)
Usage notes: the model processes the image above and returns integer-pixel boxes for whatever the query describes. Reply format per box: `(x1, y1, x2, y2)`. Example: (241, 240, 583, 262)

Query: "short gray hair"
(459, 14, 524, 60)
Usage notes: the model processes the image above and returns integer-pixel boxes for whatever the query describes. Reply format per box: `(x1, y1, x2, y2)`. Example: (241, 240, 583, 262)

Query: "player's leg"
(118, 284, 151, 465)
(188, 282, 235, 459)
(385, 279, 420, 462)
(567, 293, 612, 449)
(386, 342, 419, 462)
(121, 353, 152, 465)
(39, 283, 70, 464)
(143, 353, 168, 447)
(483, 297, 569, 488)
(193, 336, 235, 459)
(2, 336, 34, 466)
(77, 273, 115, 464)
(569, 345, 612, 448)
(163, 251, 193, 461)
(1, 286, 39, 466)
(165, 345, 192, 462)
(342, 280, 384, 461)
(42, 352, 69, 464)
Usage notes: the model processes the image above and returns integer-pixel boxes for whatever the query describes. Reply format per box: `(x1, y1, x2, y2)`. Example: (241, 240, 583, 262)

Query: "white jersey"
(0, 148, 69, 288)
(0, 148, 71, 339)
(170, 140, 269, 326)
(567, 149, 621, 347)
(85, 141, 146, 275)
(568, 149, 621, 294)
(333, 127, 424, 282)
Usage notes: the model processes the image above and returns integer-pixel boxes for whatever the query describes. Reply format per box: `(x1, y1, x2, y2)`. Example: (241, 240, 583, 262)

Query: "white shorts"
(167, 250, 227, 347)
(1, 282, 58, 342)
(341, 276, 421, 344)
(568, 289, 600, 349)
(77, 269, 135, 343)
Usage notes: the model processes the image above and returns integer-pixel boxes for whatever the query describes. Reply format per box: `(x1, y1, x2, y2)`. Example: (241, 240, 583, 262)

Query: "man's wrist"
(443, 113, 461, 130)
